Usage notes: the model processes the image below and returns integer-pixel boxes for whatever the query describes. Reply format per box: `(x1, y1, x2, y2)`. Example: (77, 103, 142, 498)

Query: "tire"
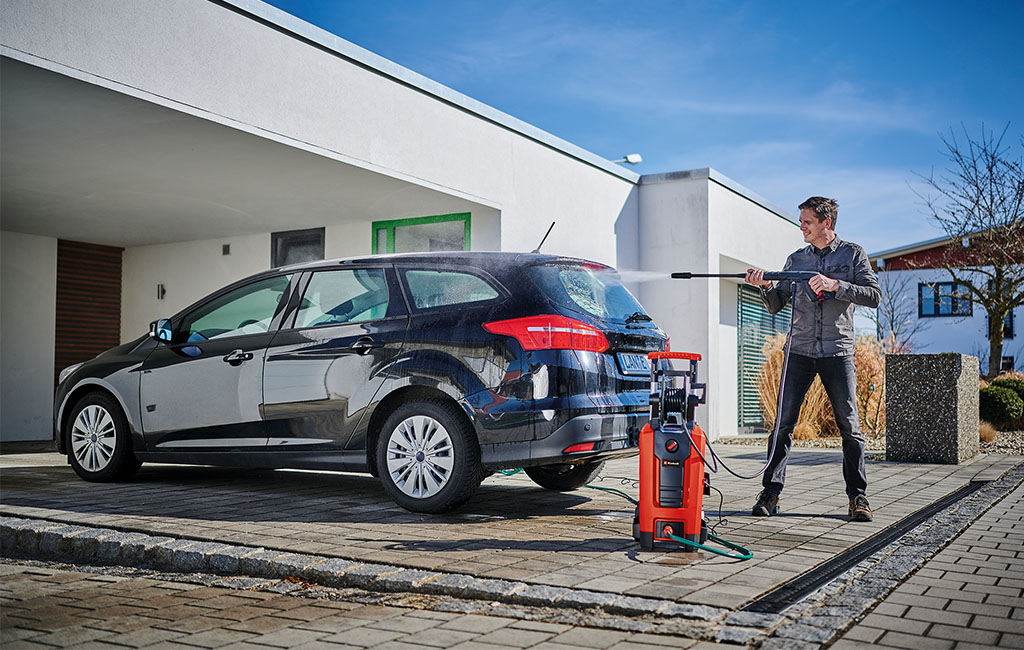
(524, 460, 605, 491)
(66, 393, 141, 482)
(376, 399, 482, 513)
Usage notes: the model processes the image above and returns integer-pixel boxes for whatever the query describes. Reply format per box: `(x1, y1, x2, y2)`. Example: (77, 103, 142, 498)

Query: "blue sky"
(264, 0, 1023, 255)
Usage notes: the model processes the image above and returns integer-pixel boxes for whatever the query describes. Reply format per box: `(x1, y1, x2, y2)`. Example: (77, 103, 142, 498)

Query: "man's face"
(799, 208, 832, 244)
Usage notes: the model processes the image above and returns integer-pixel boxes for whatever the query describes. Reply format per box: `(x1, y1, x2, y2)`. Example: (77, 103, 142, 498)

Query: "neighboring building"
(1, 0, 800, 443)
(871, 236, 1023, 373)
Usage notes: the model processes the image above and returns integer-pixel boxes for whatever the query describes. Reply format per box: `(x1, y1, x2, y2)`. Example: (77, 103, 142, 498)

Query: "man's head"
(798, 196, 838, 246)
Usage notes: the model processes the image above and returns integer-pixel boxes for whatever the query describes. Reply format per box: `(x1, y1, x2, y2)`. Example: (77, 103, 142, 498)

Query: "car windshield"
(526, 263, 648, 323)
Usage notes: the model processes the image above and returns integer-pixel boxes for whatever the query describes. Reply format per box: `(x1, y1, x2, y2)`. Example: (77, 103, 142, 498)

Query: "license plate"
(617, 352, 650, 376)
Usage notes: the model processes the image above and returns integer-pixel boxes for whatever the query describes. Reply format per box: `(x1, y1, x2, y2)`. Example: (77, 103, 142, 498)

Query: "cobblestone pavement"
(833, 480, 1024, 649)
(2, 448, 1019, 610)
(0, 562, 729, 650)
(2, 446, 1023, 648)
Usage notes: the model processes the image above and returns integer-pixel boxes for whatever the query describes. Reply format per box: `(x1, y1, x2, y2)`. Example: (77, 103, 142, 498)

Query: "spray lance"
(671, 271, 834, 301)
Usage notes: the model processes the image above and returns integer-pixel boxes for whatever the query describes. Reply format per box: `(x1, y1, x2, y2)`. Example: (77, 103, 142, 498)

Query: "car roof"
(271, 251, 611, 274)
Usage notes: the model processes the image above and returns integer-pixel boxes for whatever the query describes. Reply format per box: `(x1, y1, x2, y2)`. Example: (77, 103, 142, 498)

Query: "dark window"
(918, 282, 971, 317)
(403, 270, 498, 309)
(1001, 356, 1016, 373)
(272, 228, 325, 267)
(986, 311, 1015, 340)
(295, 269, 389, 328)
(180, 275, 292, 342)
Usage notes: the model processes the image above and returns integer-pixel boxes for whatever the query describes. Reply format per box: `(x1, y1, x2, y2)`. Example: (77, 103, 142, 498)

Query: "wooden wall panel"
(54, 240, 123, 383)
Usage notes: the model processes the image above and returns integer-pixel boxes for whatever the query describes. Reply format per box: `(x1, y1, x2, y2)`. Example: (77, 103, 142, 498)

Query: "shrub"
(990, 377, 1024, 403)
(979, 385, 1024, 427)
(757, 334, 884, 439)
(980, 420, 998, 443)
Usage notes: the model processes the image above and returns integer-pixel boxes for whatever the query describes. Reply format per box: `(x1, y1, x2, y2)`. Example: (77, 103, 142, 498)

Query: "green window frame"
(371, 213, 471, 254)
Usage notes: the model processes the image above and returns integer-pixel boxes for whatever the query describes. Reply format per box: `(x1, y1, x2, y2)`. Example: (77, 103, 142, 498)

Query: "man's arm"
(834, 245, 881, 308)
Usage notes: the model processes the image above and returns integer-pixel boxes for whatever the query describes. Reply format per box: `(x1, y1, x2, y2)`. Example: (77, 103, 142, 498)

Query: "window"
(180, 275, 292, 341)
(272, 228, 325, 267)
(403, 270, 498, 309)
(372, 214, 470, 254)
(525, 264, 646, 322)
(295, 269, 389, 328)
(918, 282, 971, 317)
(1002, 356, 1016, 373)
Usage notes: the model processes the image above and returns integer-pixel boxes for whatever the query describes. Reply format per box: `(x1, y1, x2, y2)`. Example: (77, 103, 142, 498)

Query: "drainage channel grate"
(741, 481, 987, 614)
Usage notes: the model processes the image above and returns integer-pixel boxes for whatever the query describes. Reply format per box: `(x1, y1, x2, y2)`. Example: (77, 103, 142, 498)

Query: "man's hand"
(745, 268, 772, 288)
(809, 273, 839, 294)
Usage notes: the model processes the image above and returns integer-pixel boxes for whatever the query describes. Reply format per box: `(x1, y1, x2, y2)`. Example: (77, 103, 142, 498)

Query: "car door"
(139, 273, 293, 451)
(262, 266, 408, 455)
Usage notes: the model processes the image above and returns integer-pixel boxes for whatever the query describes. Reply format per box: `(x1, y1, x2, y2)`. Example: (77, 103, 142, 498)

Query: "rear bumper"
(479, 412, 645, 470)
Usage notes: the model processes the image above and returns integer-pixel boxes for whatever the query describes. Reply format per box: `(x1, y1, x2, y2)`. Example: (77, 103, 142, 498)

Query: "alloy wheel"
(385, 415, 455, 499)
(71, 404, 117, 473)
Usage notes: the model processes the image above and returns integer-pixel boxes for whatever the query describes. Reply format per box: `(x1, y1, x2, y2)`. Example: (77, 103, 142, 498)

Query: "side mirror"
(150, 318, 173, 344)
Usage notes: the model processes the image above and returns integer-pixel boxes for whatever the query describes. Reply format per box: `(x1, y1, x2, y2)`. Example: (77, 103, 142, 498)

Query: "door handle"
(223, 349, 254, 366)
(349, 338, 385, 355)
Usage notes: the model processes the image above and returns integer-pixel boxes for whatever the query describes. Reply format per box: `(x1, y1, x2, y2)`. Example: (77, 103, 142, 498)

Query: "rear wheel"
(66, 393, 141, 482)
(525, 460, 605, 491)
(376, 399, 482, 513)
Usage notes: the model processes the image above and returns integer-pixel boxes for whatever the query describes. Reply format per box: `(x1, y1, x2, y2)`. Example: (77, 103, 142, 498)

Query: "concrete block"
(208, 546, 253, 574)
(556, 589, 621, 609)
(421, 572, 476, 596)
(304, 557, 359, 584)
(886, 353, 979, 463)
(724, 611, 782, 627)
(716, 627, 763, 644)
(174, 541, 229, 573)
(96, 531, 149, 563)
(39, 525, 88, 556)
(68, 528, 112, 562)
(269, 553, 321, 579)
(374, 568, 442, 591)
(460, 578, 527, 600)
(509, 584, 572, 606)
(16, 520, 62, 555)
(238, 549, 288, 576)
(605, 595, 666, 615)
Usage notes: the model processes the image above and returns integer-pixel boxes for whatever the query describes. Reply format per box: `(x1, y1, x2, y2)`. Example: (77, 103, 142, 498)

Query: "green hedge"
(980, 385, 1024, 427)
(991, 377, 1024, 402)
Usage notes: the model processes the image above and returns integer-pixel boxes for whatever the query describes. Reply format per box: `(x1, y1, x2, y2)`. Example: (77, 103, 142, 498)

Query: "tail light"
(563, 442, 597, 453)
(483, 315, 609, 352)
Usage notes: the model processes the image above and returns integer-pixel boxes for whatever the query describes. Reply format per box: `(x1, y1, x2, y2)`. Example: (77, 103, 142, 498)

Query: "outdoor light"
(612, 154, 643, 165)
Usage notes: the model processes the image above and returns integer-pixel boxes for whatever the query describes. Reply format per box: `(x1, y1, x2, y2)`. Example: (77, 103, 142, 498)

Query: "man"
(745, 196, 880, 522)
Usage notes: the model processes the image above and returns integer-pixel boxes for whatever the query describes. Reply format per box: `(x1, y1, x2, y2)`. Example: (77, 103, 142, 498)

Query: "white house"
(871, 236, 1022, 373)
(0, 0, 800, 443)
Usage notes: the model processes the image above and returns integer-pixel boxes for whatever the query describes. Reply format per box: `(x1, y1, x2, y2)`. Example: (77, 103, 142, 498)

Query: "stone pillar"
(886, 353, 979, 463)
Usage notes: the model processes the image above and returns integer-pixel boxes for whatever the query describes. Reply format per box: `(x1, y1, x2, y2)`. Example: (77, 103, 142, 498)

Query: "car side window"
(295, 269, 389, 328)
(180, 275, 292, 342)
(404, 269, 499, 309)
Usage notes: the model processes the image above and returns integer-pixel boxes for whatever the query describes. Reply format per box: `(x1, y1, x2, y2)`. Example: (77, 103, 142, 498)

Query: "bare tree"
(868, 270, 929, 353)
(915, 124, 1024, 377)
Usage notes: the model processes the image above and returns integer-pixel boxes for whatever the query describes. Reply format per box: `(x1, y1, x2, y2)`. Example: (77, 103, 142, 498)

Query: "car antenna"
(531, 222, 556, 254)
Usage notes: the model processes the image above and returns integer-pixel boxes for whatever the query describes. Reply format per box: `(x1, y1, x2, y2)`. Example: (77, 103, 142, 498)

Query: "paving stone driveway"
(3, 446, 1019, 612)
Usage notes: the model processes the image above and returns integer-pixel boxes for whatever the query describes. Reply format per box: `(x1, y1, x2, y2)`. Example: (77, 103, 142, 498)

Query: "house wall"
(878, 267, 1024, 371)
(633, 171, 799, 438)
(1, 231, 57, 441)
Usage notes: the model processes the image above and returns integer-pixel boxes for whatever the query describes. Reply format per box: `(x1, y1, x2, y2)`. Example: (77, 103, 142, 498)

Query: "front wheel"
(66, 393, 141, 482)
(524, 460, 605, 491)
(376, 399, 482, 513)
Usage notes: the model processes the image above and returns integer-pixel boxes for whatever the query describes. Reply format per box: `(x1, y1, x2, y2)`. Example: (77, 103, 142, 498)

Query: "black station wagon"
(55, 252, 666, 512)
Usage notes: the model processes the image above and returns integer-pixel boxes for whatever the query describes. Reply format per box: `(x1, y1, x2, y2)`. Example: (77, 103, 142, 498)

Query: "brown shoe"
(849, 495, 873, 522)
(752, 490, 780, 516)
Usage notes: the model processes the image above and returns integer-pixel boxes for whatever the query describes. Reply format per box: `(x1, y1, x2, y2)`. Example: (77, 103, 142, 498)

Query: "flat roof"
(640, 168, 796, 224)
(222, 0, 640, 184)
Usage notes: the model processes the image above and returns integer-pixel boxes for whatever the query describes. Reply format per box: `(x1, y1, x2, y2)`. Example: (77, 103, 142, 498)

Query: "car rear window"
(527, 264, 647, 323)
(403, 269, 499, 309)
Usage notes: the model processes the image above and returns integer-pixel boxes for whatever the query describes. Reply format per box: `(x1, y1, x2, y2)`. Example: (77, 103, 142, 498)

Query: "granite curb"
(0, 514, 727, 623)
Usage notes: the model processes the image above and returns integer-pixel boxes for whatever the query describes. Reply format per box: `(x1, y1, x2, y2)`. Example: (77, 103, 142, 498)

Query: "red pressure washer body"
(633, 352, 709, 551)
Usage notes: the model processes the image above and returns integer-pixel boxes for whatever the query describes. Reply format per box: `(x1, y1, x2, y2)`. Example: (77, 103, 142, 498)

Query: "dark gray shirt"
(761, 237, 881, 358)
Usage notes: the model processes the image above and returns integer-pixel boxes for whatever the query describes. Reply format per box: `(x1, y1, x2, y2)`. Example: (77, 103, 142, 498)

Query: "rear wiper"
(625, 311, 653, 324)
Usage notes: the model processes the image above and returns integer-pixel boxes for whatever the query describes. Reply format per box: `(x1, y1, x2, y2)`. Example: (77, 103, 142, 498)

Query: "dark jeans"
(762, 353, 867, 500)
